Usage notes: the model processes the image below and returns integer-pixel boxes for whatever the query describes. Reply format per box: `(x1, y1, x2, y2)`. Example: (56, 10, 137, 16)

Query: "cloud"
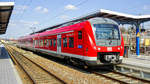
(6, 20, 39, 38)
(43, 8, 49, 13)
(16, 5, 28, 10)
(13, 5, 28, 14)
(143, 5, 150, 10)
(35, 6, 42, 11)
(60, 15, 70, 20)
(19, 20, 39, 26)
(33, 21, 39, 25)
(35, 6, 49, 13)
(64, 4, 77, 10)
(8, 22, 17, 27)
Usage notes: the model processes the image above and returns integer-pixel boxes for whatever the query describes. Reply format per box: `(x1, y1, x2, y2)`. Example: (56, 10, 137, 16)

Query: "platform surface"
(123, 55, 150, 69)
(0, 44, 22, 84)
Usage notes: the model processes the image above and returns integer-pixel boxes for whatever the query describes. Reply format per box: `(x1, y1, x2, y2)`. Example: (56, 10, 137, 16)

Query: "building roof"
(0, 2, 14, 34)
(32, 9, 150, 34)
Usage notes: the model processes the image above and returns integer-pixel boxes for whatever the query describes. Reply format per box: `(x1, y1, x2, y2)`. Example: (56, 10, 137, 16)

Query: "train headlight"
(98, 48, 101, 50)
(118, 48, 120, 50)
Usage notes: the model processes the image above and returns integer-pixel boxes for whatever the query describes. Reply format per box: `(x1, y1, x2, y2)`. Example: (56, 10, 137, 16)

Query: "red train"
(18, 17, 124, 66)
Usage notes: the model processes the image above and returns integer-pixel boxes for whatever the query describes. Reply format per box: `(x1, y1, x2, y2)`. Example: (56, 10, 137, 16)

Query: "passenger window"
(35, 40, 37, 46)
(44, 40, 47, 46)
(38, 40, 40, 46)
(41, 40, 43, 47)
(53, 39, 56, 47)
(39, 40, 41, 47)
(69, 37, 74, 48)
(63, 38, 67, 47)
(78, 31, 82, 39)
(40, 40, 42, 47)
(50, 39, 52, 46)
(46, 39, 49, 46)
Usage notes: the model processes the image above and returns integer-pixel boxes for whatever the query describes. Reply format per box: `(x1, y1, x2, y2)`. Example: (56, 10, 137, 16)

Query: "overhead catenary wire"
(17, 0, 32, 21)
(36, 0, 89, 30)
(12, 0, 32, 22)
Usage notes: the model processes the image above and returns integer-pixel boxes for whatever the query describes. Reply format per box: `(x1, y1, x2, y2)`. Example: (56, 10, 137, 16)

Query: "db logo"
(107, 47, 112, 51)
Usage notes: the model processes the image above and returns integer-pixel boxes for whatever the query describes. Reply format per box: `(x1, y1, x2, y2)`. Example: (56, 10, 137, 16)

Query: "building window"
(78, 31, 82, 39)
(69, 37, 74, 48)
(63, 38, 67, 47)
(53, 39, 56, 47)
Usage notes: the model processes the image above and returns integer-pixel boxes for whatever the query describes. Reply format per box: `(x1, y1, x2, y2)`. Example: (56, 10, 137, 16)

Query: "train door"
(57, 34, 61, 53)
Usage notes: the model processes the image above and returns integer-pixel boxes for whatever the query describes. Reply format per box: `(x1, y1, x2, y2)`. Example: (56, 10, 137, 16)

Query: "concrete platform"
(0, 44, 22, 84)
(123, 55, 150, 69)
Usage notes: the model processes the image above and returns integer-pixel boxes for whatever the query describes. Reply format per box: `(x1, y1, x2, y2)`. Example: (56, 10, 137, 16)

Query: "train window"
(35, 40, 37, 46)
(41, 40, 43, 47)
(78, 31, 82, 39)
(44, 40, 47, 46)
(53, 39, 56, 47)
(63, 38, 67, 47)
(46, 39, 49, 46)
(37, 40, 39, 46)
(35, 40, 36, 46)
(33, 40, 35, 46)
(39, 40, 41, 46)
(69, 37, 74, 48)
(50, 39, 52, 46)
(38, 40, 40, 46)
(40, 40, 42, 47)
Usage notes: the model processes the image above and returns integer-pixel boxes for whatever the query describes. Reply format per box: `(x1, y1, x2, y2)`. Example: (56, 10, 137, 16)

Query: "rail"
(92, 67, 150, 84)
(4, 44, 66, 84)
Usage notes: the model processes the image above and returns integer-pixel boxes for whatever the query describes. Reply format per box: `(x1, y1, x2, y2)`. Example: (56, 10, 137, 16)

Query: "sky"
(0, 0, 150, 39)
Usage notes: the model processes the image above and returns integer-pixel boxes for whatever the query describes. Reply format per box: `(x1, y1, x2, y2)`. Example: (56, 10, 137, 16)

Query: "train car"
(18, 17, 124, 66)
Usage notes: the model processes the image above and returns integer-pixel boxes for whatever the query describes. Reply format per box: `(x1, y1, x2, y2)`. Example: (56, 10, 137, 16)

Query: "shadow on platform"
(0, 47, 9, 59)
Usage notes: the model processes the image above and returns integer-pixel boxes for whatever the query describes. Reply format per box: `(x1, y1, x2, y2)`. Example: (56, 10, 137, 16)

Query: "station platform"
(0, 44, 22, 84)
(123, 55, 150, 69)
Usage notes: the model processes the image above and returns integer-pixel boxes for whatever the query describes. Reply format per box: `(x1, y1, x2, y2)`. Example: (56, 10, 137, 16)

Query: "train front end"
(87, 18, 124, 66)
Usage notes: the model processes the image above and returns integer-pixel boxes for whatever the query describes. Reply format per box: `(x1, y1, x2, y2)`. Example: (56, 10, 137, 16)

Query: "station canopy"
(33, 9, 150, 34)
(0, 2, 14, 34)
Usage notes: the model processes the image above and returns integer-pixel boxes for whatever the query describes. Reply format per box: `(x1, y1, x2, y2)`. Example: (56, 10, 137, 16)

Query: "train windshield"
(93, 24, 120, 40)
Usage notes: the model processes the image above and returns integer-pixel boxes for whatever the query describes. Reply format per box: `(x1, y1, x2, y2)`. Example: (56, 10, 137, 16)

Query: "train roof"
(18, 33, 39, 40)
(31, 9, 150, 35)
(88, 17, 118, 25)
(35, 22, 84, 38)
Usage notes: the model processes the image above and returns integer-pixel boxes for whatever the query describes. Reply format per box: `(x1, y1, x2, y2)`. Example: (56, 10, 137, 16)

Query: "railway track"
(3, 43, 150, 84)
(5, 45, 66, 84)
(92, 70, 150, 84)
